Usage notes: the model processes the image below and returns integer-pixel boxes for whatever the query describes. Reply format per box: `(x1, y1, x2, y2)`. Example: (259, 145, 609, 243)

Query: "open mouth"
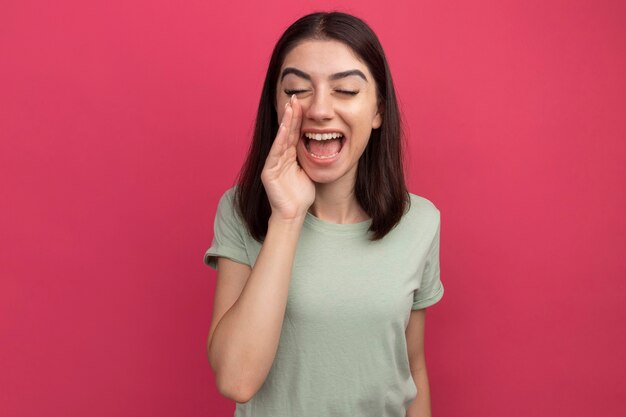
(302, 132, 346, 159)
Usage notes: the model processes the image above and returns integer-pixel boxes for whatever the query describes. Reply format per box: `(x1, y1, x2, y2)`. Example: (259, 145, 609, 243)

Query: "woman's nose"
(303, 91, 334, 121)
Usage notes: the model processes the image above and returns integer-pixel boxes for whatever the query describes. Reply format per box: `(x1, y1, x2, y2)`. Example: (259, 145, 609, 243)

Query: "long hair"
(235, 11, 409, 242)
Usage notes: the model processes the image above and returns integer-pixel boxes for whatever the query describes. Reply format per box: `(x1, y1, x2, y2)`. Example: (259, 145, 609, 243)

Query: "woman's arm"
(406, 308, 433, 417)
(208, 215, 305, 403)
(208, 95, 314, 403)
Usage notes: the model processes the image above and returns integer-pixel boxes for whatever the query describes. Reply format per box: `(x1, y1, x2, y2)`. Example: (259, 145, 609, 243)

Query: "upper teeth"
(304, 132, 343, 141)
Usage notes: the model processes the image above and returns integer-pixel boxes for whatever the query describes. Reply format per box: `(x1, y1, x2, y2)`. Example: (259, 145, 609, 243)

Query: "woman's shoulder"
(215, 185, 238, 207)
(213, 185, 243, 224)
(409, 193, 439, 216)
(405, 192, 441, 226)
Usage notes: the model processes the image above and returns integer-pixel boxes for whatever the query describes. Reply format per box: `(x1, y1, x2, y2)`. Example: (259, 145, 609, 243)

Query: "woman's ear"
(372, 108, 383, 129)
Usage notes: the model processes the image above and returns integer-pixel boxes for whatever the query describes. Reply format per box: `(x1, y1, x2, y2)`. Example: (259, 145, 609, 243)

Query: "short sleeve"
(412, 210, 444, 309)
(203, 188, 251, 269)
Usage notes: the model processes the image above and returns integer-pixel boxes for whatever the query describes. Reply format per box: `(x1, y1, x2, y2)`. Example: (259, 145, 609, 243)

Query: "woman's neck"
(309, 182, 370, 224)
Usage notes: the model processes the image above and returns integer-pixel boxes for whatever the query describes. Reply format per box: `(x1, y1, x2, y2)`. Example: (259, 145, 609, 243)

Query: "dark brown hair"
(235, 11, 409, 241)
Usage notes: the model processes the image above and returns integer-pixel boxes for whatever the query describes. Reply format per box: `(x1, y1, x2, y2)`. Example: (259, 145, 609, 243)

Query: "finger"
(267, 103, 293, 159)
(287, 95, 302, 148)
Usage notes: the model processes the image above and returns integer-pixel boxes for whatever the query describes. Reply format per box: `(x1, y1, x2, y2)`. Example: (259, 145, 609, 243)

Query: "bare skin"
(261, 95, 315, 220)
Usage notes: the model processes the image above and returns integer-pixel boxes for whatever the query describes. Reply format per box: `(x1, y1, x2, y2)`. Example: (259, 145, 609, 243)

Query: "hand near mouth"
(261, 95, 315, 222)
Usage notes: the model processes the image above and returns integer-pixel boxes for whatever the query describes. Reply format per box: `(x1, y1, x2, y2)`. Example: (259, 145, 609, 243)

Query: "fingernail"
(290, 94, 296, 103)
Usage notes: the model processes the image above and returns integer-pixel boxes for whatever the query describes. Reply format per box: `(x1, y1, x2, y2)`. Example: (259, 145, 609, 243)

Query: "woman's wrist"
(268, 212, 307, 229)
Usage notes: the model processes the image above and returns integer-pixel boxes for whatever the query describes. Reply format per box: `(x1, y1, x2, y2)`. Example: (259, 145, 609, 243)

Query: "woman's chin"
(301, 168, 337, 184)
(300, 164, 356, 186)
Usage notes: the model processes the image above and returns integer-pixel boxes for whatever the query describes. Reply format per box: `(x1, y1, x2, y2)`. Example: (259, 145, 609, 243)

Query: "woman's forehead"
(279, 39, 370, 80)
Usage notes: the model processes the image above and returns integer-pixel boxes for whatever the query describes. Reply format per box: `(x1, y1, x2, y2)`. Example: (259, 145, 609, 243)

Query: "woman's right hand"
(261, 95, 315, 222)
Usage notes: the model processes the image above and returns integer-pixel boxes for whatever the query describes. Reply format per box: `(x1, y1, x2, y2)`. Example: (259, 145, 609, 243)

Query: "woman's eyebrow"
(329, 70, 368, 82)
(281, 67, 311, 81)
(280, 67, 368, 82)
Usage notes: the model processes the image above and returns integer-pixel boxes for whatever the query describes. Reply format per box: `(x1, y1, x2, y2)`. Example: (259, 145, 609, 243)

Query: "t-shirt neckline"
(304, 211, 372, 236)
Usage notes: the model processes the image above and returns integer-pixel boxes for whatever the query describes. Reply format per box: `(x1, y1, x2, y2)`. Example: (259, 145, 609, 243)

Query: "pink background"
(1, 0, 625, 416)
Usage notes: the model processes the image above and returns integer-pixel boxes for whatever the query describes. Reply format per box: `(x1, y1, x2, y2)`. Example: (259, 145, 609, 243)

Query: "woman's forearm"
(407, 368, 432, 417)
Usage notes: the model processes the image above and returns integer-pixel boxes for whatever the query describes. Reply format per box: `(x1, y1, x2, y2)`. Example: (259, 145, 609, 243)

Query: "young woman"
(203, 11, 444, 417)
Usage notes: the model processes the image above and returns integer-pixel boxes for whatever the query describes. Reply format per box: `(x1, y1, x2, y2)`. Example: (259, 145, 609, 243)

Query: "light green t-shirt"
(204, 187, 444, 417)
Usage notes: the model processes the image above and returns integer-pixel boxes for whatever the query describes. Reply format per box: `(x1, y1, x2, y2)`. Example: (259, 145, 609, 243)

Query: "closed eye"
(284, 89, 309, 95)
(284, 89, 358, 96)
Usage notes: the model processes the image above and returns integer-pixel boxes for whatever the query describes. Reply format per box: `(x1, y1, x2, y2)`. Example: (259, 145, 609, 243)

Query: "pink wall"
(1, 0, 625, 416)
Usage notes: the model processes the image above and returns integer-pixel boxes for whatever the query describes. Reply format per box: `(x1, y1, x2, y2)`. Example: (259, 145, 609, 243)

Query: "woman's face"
(276, 39, 382, 186)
